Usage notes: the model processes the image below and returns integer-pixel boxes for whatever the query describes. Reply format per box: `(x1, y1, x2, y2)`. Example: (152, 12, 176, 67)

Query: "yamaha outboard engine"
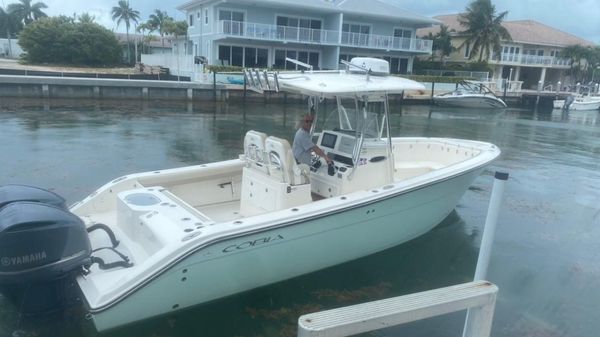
(0, 185, 91, 314)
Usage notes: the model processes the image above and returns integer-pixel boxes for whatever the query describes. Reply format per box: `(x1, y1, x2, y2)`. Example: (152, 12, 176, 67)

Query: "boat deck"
(196, 200, 242, 223)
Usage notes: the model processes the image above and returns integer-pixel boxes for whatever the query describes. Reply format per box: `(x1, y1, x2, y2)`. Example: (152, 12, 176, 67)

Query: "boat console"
(310, 130, 392, 197)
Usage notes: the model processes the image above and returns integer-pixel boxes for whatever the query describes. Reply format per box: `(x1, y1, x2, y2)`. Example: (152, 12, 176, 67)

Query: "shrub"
(19, 16, 121, 66)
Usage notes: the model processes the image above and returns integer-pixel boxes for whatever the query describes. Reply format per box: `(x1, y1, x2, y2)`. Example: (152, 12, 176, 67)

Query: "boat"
(433, 80, 507, 108)
(553, 94, 600, 111)
(0, 58, 500, 332)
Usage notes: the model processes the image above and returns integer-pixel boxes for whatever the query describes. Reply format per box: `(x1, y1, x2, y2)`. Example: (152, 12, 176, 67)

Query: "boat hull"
(433, 95, 507, 109)
(87, 166, 483, 331)
(553, 99, 600, 111)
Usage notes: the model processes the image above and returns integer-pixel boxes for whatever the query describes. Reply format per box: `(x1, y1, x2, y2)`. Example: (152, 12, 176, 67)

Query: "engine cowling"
(0, 185, 91, 314)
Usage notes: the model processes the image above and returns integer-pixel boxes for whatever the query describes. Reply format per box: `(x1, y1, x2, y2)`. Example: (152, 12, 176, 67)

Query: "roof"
(335, 0, 438, 25)
(417, 14, 595, 47)
(114, 33, 173, 48)
(178, 0, 438, 26)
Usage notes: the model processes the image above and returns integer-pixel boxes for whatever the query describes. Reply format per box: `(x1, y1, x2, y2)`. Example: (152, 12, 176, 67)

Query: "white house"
(173, 0, 436, 75)
(0, 38, 24, 59)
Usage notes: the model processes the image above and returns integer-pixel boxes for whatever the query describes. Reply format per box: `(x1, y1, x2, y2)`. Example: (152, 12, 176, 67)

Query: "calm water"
(0, 98, 599, 337)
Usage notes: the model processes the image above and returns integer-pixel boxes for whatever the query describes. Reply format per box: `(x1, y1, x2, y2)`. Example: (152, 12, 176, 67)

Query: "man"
(292, 114, 333, 167)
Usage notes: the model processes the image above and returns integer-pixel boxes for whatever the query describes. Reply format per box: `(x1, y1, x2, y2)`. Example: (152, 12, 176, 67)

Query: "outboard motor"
(563, 95, 575, 110)
(0, 185, 91, 314)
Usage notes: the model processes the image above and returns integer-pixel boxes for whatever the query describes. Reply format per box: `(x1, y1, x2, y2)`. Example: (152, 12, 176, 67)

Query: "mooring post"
(187, 88, 193, 101)
(462, 171, 508, 337)
(535, 80, 542, 108)
(142, 87, 149, 100)
(431, 81, 435, 103)
(42, 84, 50, 99)
(502, 79, 508, 101)
(213, 71, 217, 102)
(243, 74, 247, 101)
(93, 86, 100, 99)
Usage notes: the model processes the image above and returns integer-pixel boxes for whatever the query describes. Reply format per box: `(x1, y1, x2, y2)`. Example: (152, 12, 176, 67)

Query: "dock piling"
(462, 171, 508, 337)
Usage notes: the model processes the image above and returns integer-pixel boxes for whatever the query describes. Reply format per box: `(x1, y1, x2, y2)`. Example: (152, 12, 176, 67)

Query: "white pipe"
(463, 171, 508, 337)
(473, 171, 508, 280)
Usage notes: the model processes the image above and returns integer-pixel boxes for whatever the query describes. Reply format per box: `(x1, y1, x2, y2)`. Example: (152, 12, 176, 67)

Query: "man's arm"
(312, 145, 333, 165)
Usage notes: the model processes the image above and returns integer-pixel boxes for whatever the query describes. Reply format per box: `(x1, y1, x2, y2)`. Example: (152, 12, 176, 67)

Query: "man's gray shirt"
(293, 128, 314, 165)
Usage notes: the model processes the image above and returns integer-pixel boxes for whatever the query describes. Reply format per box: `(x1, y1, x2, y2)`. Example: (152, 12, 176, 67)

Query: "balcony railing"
(217, 20, 339, 45)
(217, 20, 433, 53)
(341, 32, 432, 53)
(492, 53, 571, 67)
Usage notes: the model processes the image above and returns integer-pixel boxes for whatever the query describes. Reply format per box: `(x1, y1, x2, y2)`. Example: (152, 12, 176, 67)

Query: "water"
(0, 98, 598, 337)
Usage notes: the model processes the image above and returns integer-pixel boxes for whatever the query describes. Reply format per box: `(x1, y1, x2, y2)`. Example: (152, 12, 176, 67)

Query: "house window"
(276, 16, 322, 42)
(464, 43, 471, 58)
(274, 49, 319, 70)
(342, 23, 370, 46)
(205, 9, 209, 25)
(197, 11, 200, 19)
(381, 56, 408, 74)
(393, 28, 412, 49)
(219, 10, 244, 35)
(219, 10, 244, 22)
(189, 14, 194, 27)
(218, 45, 268, 67)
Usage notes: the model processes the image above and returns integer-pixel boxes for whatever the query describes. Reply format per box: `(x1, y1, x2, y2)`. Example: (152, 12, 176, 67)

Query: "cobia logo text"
(222, 235, 284, 253)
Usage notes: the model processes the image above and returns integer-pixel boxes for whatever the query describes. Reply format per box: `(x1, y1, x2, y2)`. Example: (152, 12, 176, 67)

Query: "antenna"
(285, 57, 313, 71)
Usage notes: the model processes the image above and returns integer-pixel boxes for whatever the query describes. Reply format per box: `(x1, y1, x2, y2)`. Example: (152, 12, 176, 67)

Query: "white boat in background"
(434, 80, 507, 109)
(0, 58, 500, 332)
(553, 94, 600, 111)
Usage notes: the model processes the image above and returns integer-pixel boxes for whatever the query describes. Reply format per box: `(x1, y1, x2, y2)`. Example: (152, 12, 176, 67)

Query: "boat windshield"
(319, 98, 385, 139)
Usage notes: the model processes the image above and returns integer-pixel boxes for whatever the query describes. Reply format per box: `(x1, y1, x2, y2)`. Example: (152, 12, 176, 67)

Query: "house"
(417, 14, 596, 89)
(175, 0, 437, 74)
(0, 38, 24, 59)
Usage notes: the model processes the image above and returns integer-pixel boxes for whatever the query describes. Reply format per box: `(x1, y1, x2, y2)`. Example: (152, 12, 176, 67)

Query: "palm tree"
(111, 0, 140, 64)
(78, 12, 96, 24)
(433, 25, 454, 63)
(458, 0, 511, 62)
(136, 22, 155, 54)
(7, 0, 47, 25)
(561, 44, 591, 83)
(148, 9, 172, 48)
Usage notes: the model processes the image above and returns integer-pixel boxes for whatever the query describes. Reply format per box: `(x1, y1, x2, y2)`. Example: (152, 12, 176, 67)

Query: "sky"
(7, 0, 599, 44)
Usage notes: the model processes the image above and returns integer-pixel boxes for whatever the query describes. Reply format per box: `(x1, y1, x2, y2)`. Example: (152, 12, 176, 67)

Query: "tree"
(148, 9, 172, 47)
(561, 44, 589, 82)
(433, 25, 454, 63)
(19, 16, 121, 65)
(6, 0, 47, 26)
(111, 0, 140, 64)
(136, 22, 155, 54)
(78, 12, 95, 24)
(458, 0, 511, 62)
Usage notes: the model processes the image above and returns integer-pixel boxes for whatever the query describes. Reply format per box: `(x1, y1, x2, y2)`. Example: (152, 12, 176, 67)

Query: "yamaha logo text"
(1, 251, 47, 267)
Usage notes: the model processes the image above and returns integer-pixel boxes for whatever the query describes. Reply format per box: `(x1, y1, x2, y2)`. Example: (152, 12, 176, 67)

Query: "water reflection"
(0, 98, 599, 337)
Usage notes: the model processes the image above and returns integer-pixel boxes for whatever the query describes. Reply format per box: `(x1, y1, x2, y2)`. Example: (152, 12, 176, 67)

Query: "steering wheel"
(310, 151, 322, 169)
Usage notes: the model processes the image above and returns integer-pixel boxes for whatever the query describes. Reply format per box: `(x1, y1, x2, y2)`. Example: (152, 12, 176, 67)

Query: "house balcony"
(340, 32, 432, 53)
(217, 20, 433, 54)
(490, 53, 571, 68)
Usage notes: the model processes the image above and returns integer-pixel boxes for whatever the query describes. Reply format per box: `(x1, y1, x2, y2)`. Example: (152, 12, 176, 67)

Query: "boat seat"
(243, 130, 268, 174)
(265, 136, 310, 185)
(240, 135, 311, 217)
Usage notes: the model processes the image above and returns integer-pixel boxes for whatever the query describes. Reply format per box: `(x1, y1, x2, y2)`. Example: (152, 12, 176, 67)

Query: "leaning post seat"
(243, 130, 268, 173)
(264, 136, 309, 185)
